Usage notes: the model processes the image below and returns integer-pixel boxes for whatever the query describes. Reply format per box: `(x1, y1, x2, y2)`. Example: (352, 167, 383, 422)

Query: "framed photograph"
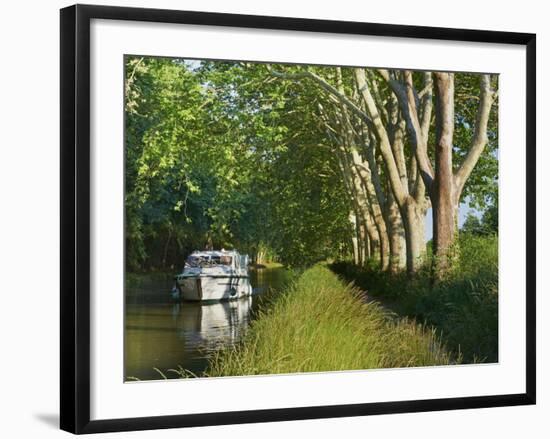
(60, 4, 536, 434)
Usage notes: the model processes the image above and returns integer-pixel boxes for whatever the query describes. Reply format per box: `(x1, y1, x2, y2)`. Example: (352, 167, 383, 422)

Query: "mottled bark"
(380, 69, 434, 191)
(402, 198, 426, 274)
(381, 70, 495, 281)
(387, 191, 407, 272)
(355, 68, 427, 274)
(350, 158, 390, 270)
(354, 69, 409, 205)
(358, 218, 368, 264)
(336, 146, 380, 266)
(332, 71, 391, 270)
(432, 73, 457, 278)
(348, 150, 389, 271)
(349, 211, 360, 265)
(365, 214, 380, 260)
(362, 221, 371, 260)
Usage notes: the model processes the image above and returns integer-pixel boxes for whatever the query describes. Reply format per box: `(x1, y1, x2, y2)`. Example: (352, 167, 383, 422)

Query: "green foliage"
(125, 56, 497, 273)
(330, 234, 498, 363)
(123, 56, 499, 377)
(125, 56, 352, 271)
(461, 213, 483, 236)
(207, 265, 451, 377)
(454, 74, 499, 210)
(462, 201, 498, 236)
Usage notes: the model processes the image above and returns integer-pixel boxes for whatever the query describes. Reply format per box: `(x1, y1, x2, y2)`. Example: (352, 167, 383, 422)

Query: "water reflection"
(125, 267, 291, 381)
(173, 297, 252, 351)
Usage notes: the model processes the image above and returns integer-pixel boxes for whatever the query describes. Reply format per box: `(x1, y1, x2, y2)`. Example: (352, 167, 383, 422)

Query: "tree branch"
(268, 66, 373, 127)
(380, 70, 435, 191)
(354, 68, 410, 206)
(454, 74, 496, 198)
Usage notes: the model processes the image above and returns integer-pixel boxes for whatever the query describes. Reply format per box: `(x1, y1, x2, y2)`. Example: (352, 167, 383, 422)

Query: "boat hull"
(176, 275, 252, 301)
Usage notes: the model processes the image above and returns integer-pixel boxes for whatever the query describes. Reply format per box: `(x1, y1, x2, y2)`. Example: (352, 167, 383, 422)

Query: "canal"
(124, 267, 293, 381)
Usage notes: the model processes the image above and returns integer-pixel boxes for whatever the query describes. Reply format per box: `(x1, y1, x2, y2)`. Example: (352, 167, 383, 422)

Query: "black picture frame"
(60, 4, 536, 434)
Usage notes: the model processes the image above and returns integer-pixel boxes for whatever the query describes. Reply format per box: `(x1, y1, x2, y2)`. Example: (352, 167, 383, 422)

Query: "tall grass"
(207, 265, 451, 377)
(330, 234, 498, 363)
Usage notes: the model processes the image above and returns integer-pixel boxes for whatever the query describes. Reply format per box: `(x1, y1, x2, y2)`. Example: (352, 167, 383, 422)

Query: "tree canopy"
(125, 56, 498, 276)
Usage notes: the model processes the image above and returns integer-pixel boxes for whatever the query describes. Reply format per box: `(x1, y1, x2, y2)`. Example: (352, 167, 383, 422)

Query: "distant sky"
(183, 59, 202, 70)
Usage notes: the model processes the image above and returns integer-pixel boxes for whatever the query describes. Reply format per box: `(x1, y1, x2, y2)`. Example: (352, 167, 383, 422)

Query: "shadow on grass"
(329, 235, 498, 364)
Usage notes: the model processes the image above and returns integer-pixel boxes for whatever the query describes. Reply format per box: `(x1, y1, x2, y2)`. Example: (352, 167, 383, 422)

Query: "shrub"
(330, 235, 498, 363)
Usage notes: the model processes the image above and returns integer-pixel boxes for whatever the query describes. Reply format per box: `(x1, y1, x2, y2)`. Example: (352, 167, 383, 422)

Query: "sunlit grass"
(207, 265, 451, 377)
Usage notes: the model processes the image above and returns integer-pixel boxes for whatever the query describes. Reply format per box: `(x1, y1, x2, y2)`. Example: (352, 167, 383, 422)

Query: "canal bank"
(207, 265, 451, 377)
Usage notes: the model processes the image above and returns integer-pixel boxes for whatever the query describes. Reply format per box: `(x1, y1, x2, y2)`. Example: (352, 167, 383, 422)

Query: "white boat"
(173, 250, 253, 301)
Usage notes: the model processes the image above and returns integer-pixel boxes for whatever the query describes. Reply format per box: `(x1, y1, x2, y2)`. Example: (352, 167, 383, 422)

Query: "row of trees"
(268, 65, 498, 278)
(125, 57, 498, 279)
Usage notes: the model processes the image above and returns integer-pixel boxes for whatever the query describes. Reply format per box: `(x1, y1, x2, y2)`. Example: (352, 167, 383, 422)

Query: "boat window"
(185, 256, 205, 267)
(185, 254, 233, 267)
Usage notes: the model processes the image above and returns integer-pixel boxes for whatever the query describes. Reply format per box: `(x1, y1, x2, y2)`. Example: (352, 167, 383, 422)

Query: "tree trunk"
(354, 68, 426, 274)
(354, 168, 390, 270)
(358, 218, 367, 265)
(375, 70, 495, 282)
(363, 207, 380, 262)
(387, 192, 407, 272)
(402, 198, 426, 274)
(347, 152, 389, 271)
(349, 211, 360, 265)
(362, 221, 371, 260)
(432, 73, 457, 280)
(370, 203, 390, 271)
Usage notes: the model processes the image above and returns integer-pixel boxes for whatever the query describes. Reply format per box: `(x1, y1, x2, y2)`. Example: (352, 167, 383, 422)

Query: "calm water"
(125, 267, 292, 381)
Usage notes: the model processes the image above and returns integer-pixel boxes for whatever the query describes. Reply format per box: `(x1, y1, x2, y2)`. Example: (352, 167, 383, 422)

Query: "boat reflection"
(172, 296, 253, 351)
(125, 267, 292, 380)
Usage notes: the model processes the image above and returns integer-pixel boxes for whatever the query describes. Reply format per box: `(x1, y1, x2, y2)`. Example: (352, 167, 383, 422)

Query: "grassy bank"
(207, 265, 451, 377)
(330, 235, 498, 364)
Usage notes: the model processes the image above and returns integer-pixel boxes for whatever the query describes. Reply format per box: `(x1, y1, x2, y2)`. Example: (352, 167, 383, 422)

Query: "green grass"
(330, 234, 498, 364)
(207, 265, 451, 377)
